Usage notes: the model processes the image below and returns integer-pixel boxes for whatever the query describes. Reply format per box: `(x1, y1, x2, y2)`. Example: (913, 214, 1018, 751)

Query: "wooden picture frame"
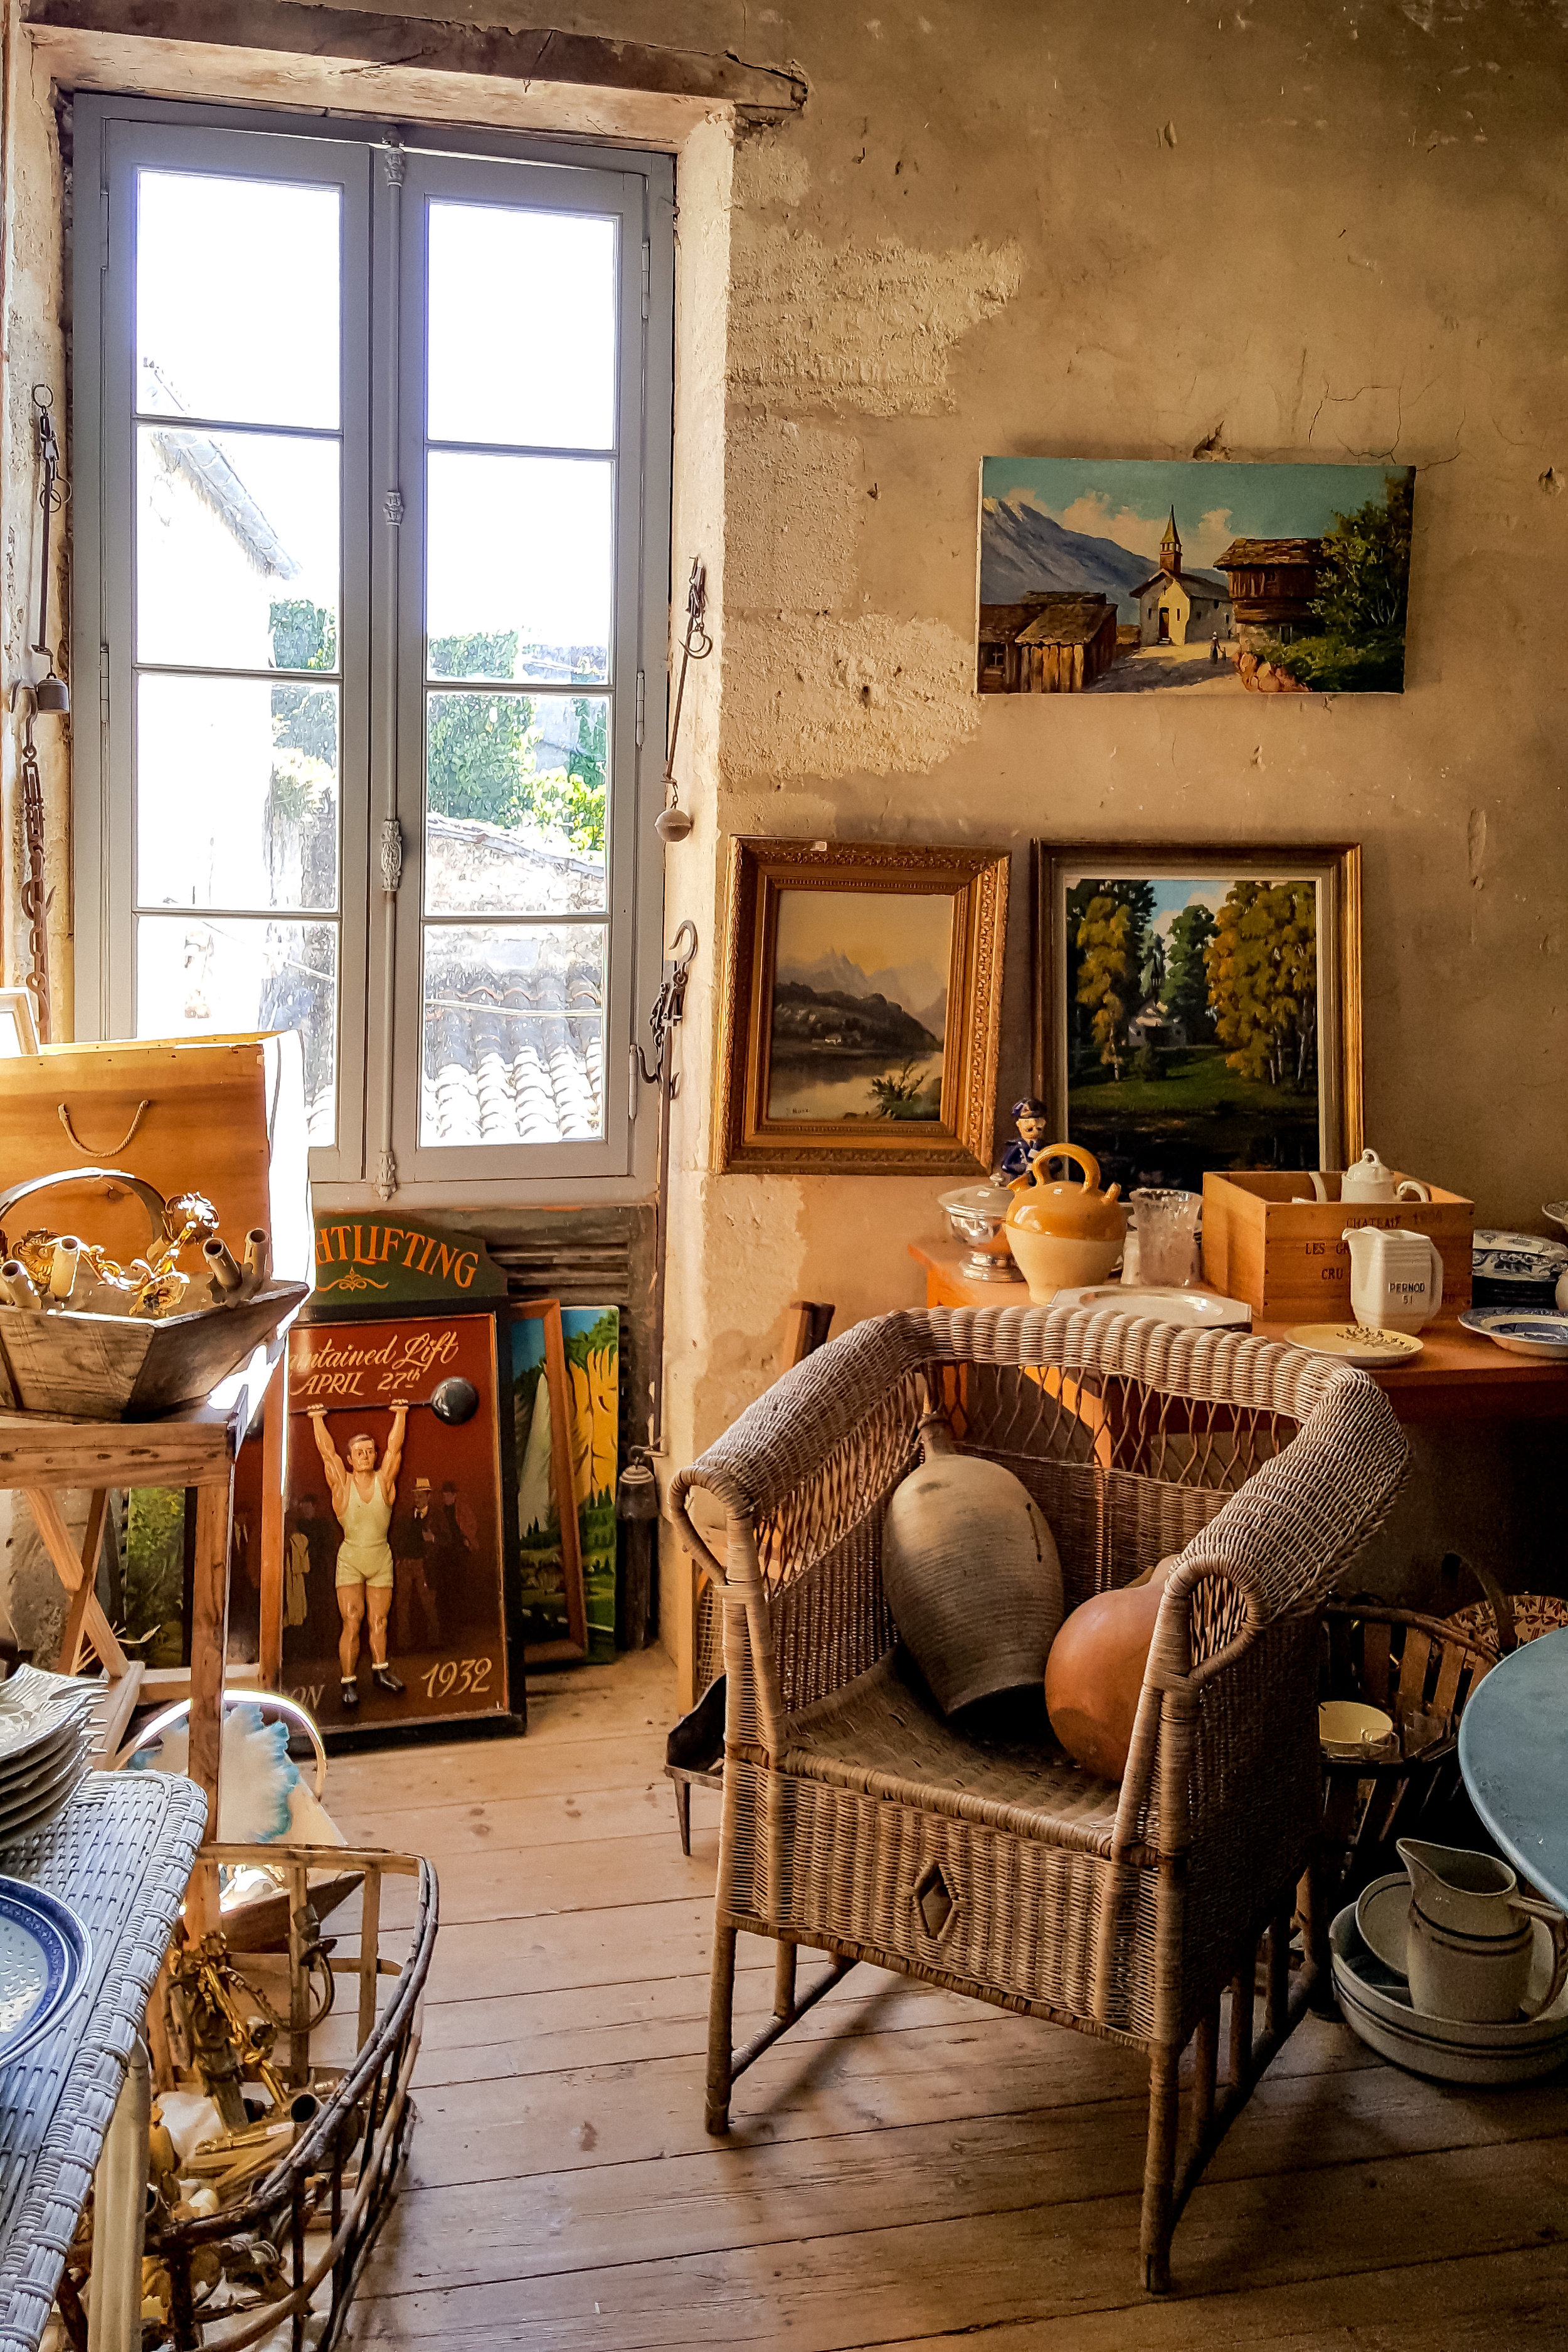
(510, 1299, 589, 1664)
(715, 837, 1010, 1173)
(1030, 842, 1362, 1195)
(0, 987, 40, 1058)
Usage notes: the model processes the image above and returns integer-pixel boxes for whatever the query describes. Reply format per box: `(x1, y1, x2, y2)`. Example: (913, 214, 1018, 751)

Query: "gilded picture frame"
(1030, 841, 1362, 1196)
(716, 837, 1010, 1175)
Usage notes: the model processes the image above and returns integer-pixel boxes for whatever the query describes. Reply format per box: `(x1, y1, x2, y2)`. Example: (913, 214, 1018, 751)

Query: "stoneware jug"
(1044, 1555, 1177, 1779)
(882, 1410, 1064, 1714)
(1397, 1838, 1568, 2024)
(1004, 1143, 1128, 1302)
(1339, 1147, 1431, 1206)
(1342, 1225, 1443, 1334)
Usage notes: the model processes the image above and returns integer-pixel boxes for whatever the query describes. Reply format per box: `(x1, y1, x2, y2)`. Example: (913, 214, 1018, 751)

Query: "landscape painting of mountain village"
(979, 455, 1414, 695)
(1061, 869, 1323, 1195)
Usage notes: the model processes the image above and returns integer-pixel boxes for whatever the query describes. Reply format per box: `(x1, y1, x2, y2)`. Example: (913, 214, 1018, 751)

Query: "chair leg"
(705, 1923, 738, 2137)
(1301, 1852, 1338, 2017)
(1140, 2043, 1181, 2294)
(673, 1775, 692, 1857)
(773, 1939, 798, 2021)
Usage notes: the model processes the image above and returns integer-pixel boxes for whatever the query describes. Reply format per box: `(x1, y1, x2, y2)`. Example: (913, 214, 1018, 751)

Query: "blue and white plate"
(1459, 1307, 1568, 1361)
(0, 1877, 90, 2069)
(1472, 1229, 1568, 1284)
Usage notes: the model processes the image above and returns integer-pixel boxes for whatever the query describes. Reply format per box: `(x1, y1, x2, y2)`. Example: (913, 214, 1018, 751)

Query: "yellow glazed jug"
(1004, 1143, 1128, 1303)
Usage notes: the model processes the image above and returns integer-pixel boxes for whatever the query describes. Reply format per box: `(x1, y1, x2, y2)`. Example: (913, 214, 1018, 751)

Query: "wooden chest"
(0, 1032, 312, 1285)
(1202, 1170, 1473, 1322)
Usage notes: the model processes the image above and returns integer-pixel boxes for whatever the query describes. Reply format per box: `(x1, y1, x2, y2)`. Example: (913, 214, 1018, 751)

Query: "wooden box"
(0, 1033, 312, 1285)
(1202, 1171, 1473, 1322)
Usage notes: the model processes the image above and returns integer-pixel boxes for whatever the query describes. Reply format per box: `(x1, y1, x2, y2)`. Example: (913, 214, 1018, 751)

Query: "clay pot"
(1004, 1142, 1128, 1302)
(1044, 1556, 1178, 1779)
(883, 1412, 1064, 1713)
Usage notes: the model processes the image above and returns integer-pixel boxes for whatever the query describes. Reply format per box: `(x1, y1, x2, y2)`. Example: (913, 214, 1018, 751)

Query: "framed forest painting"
(1032, 843, 1362, 1198)
(716, 837, 1009, 1173)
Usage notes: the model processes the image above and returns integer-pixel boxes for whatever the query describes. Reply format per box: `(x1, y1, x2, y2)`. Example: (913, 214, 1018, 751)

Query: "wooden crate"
(0, 1032, 311, 1283)
(1202, 1170, 1473, 1321)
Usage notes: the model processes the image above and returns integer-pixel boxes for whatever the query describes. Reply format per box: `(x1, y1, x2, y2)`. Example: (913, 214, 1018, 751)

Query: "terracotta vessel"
(1044, 1556, 1177, 1779)
(882, 1410, 1063, 1713)
(1004, 1143, 1128, 1301)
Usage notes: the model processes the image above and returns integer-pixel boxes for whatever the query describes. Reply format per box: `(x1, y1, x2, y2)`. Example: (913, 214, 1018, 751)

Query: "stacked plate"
(1331, 1878, 1568, 2085)
(0, 1877, 92, 2067)
(1471, 1227, 1568, 1311)
(0, 1667, 98, 1852)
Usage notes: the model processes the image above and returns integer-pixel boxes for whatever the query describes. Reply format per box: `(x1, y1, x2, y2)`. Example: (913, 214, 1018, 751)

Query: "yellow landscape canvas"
(766, 889, 952, 1121)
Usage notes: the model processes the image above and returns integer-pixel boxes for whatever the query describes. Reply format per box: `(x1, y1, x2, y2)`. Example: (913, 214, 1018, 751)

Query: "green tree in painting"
(1165, 901, 1217, 1042)
(1204, 880, 1318, 1088)
(1066, 879, 1154, 1077)
(1138, 926, 1166, 1006)
(1076, 894, 1142, 1080)
(1266, 474, 1412, 694)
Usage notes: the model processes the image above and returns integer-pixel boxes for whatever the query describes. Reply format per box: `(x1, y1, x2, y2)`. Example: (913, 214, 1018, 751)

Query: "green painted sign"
(311, 1216, 506, 1310)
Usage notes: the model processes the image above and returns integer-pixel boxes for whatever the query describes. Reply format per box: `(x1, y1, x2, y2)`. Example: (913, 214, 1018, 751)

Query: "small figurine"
(997, 1096, 1051, 1184)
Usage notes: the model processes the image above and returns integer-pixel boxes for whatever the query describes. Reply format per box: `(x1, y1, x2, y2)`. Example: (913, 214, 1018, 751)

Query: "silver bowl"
(937, 1184, 1023, 1283)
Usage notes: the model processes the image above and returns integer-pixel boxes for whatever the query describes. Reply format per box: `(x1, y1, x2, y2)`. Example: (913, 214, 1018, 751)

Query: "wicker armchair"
(672, 1305, 1407, 2292)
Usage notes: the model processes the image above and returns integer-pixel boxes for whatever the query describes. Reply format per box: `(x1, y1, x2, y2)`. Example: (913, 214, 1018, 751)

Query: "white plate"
(1051, 1285, 1251, 1328)
(0, 1744, 88, 1840)
(1472, 1229, 1568, 1282)
(1331, 1897, 1568, 2084)
(1458, 1308, 1568, 1360)
(1283, 1323, 1424, 1368)
(0, 1767, 90, 1853)
(0, 1877, 92, 2068)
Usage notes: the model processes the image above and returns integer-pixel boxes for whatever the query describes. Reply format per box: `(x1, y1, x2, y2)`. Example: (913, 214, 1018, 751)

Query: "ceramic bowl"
(1320, 1699, 1396, 1761)
(1472, 1229, 1568, 1284)
(1543, 1202, 1568, 1236)
(1049, 1285, 1250, 1330)
(1330, 1894, 1568, 2085)
(1458, 1308, 1568, 1361)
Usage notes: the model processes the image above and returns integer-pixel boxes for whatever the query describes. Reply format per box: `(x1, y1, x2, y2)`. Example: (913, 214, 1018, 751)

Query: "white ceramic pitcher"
(1397, 1838, 1568, 2024)
(1342, 1226, 1443, 1333)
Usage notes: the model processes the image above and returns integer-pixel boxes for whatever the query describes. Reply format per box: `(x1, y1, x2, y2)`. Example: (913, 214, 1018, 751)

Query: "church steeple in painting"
(1160, 507, 1182, 579)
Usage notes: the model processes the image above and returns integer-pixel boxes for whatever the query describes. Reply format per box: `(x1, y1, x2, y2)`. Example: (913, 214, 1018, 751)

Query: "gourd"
(883, 1411, 1064, 1714)
(1045, 1556, 1179, 1779)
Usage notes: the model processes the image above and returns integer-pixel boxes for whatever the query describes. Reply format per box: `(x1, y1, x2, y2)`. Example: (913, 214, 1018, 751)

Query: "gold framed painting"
(716, 837, 1009, 1173)
(1030, 841, 1362, 1195)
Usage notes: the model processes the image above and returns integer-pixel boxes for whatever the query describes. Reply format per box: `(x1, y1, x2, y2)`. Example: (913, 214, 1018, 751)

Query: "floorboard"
(331, 1649, 1568, 2350)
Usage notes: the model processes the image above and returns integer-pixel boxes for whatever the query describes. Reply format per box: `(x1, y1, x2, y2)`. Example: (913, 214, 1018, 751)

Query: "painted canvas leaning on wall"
(979, 455, 1415, 697)
(513, 1306, 621, 1661)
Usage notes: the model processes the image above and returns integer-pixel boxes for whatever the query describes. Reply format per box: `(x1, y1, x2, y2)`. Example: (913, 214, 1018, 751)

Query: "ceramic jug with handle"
(1397, 1838, 1568, 2024)
(1342, 1225, 1443, 1333)
(1340, 1148, 1431, 1205)
(1004, 1143, 1128, 1303)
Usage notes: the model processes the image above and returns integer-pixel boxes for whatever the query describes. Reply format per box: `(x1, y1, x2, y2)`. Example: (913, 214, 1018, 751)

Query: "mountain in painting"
(980, 495, 1155, 620)
(776, 949, 946, 1039)
(770, 983, 939, 1064)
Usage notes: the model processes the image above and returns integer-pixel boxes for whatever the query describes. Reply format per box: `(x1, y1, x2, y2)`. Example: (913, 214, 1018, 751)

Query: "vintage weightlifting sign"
(310, 1213, 506, 1312)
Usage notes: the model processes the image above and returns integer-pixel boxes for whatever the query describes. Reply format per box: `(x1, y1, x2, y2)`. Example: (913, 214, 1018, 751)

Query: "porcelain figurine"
(1004, 1143, 1127, 1301)
(1397, 1839, 1568, 2025)
(1339, 1148, 1431, 1206)
(1342, 1225, 1443, 1333)
(997, 1097, 1052, 1184)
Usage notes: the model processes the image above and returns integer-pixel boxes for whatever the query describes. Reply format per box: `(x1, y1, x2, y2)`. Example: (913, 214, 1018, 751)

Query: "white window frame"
(72, 96, 673, 1207)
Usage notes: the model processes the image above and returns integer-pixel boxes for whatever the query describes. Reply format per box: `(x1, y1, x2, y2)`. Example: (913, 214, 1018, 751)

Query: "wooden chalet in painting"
(977, 591, 1118, 693)
(1214, 537, 1325, 644)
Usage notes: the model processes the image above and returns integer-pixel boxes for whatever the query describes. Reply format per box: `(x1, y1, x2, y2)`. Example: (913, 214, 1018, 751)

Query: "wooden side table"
(909, 1242, 1568, 1424)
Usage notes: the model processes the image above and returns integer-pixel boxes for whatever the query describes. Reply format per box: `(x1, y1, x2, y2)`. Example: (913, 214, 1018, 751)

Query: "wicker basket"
(1318, 1601, 1495, 1905)
(1443, 1563, 1568, 1661)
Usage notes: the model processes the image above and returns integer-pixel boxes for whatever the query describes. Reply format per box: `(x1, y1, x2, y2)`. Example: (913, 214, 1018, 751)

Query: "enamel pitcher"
(1342, 1225, 1443, 1334)
(1397, 1839, 1568, 2024)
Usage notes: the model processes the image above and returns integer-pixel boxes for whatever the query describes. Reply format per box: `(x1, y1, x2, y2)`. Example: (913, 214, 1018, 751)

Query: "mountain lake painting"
(1061, 868, 1323, 1195)
(978, 455, 1414, 696)
(766, 889, 951, 1121)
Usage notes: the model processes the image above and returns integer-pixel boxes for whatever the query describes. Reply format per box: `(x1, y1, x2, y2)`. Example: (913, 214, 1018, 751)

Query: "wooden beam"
(55, 1486, 110, 1674)
(21, 1486, 129, 1675)
(24, 1, 807, 116)
(258, 1357, 286, 1691)
(188, 1474, 233, 1851)
(0, 1407, 236, 1490)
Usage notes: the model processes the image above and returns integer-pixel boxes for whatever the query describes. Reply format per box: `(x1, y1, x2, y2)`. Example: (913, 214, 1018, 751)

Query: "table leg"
(56, 1490, 111, 1674)
(258, 1360, 287, 1692)
(187, 1472, 234, 1936)
(86, 2037, 150, 2352)
(21, 1488, 129, 1677)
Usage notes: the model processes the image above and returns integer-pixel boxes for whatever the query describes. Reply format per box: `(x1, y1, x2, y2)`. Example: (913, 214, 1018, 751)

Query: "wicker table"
(0, 1772, 206, 2352)
(1459, 1624, 1568, 1912)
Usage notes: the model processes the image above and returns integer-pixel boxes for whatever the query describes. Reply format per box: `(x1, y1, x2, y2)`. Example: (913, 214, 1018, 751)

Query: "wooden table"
(1459, 1624, 1568, 1912)
(0, 1342, 287, 1924)
(909, 1242, 1568, 1422)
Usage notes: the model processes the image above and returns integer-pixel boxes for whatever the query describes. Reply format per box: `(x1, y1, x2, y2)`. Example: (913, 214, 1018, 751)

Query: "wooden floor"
(330, 1648, 1568, 2350)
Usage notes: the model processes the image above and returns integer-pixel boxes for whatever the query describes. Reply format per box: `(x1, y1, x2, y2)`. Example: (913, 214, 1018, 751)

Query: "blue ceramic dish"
(0, 1877, 92, 2070)
(1458, 1307, 1568, 1361)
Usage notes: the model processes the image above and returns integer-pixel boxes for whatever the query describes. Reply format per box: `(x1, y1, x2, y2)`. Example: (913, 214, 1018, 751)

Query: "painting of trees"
(1076, 893, 1141, 1079)
(1203, 879, 1318, 1088)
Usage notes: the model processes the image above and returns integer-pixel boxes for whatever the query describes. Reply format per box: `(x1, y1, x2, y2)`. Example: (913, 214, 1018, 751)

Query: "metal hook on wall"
(655, 560, 711, 845)
(9, 680, 53, 1044)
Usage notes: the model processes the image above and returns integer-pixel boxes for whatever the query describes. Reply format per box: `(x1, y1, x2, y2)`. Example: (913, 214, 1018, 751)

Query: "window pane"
(137, 674, 339, 913)
(426, 202, 615, 451)
(137, 426, 340, 672)
(426, 453, 611, 686)
(136, 170, 340, 429)
(136, 913, 337, 1143)
(424, 692, 607, 916)
(420, 923, 605, 1146)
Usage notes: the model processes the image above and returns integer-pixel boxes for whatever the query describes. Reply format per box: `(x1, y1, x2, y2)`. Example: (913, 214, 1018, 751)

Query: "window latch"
(380, 818, 404, 897)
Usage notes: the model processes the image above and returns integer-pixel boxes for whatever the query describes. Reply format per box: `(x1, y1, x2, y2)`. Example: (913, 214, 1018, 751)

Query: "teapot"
(1397, 1839, 1568, 2024)
(1342, 1226, 1443, 1334)
(1004, 1143, 1128, 1303)
(1340, 1148, 1431, 1206)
